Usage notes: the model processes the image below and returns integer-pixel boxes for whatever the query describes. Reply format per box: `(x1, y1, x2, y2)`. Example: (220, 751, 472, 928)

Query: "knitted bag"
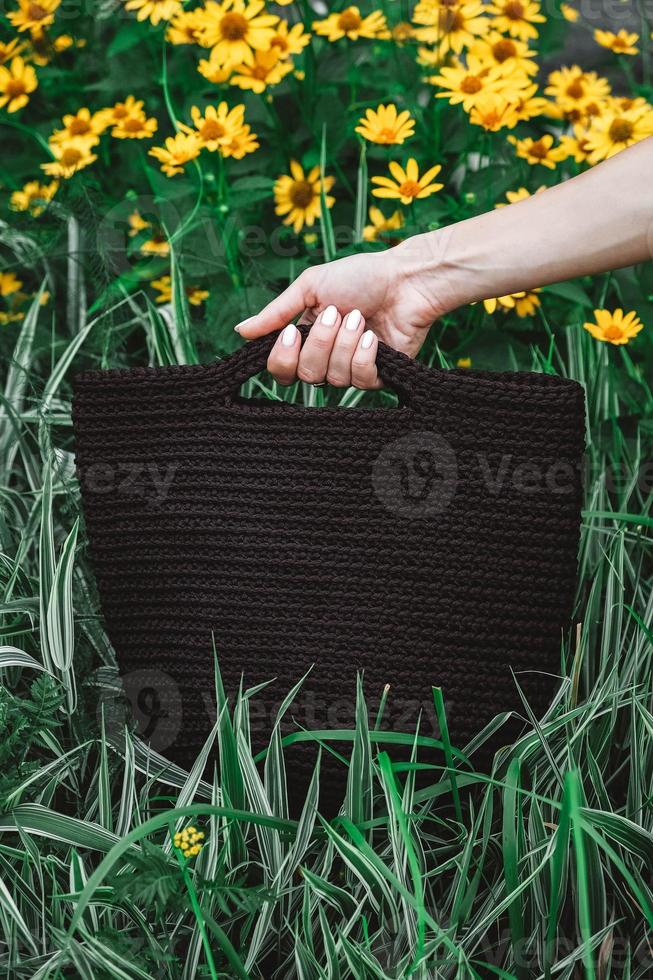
(73, 331, 585, 802)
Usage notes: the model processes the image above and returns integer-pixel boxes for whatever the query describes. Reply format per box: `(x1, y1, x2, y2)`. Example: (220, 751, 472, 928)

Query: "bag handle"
(217, 325, 423, 407)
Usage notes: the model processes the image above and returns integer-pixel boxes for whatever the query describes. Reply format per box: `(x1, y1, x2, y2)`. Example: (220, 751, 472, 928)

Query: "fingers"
(235, 270, 313, 339)
(351, 330, 381, 389)
(266, 310, 380, 390)
(266, 323, 301, 386)
(323, 309, 365, 388)
(296, 305, 342, 384)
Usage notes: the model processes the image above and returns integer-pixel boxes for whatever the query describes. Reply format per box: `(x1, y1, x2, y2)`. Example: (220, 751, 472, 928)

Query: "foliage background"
(0, 0, 652, 977)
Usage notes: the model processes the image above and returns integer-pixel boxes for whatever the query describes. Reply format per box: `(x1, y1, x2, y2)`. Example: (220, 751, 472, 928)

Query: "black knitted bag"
(73, 331, 585, 801)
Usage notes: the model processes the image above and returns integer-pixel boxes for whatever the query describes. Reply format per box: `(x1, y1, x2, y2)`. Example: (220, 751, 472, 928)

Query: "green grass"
(0, 281, 652, 979)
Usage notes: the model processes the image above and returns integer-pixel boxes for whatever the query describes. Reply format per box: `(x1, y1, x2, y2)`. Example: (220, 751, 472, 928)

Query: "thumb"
(234, 270, 313, 339)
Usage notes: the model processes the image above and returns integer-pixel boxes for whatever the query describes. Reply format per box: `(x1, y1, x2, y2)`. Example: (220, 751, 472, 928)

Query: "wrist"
(392, 226, 477, 318)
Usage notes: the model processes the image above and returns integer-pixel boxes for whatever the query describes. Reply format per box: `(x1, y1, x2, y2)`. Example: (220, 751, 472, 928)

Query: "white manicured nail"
(361, 330, 375, 349)
(281, 323, 297, 347)
(321, 304, 338, 326)
(345, 309, 362, 331)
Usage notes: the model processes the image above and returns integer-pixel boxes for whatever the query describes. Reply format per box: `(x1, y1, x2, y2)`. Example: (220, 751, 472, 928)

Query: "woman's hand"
(234, 238, 455, 389)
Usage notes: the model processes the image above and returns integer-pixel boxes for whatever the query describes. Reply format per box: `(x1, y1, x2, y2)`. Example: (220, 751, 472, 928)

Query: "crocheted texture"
(73, 333, 585, 805)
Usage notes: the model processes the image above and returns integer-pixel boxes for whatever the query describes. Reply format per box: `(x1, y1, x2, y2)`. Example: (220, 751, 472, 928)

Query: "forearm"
(398, 138, 653, 314)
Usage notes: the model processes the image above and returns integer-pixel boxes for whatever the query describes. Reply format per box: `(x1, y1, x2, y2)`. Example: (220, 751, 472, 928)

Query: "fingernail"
(361, 330, 375, 349)
(346, 309, 362, 331)
(233, 324, 241, 334)
(234, 316, 252, 332)
(321, 304, 338, 326)
(281, 323, 297, 347)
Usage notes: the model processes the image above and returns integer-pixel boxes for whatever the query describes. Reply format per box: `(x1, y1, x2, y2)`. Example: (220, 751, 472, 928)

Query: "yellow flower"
(112, 112, 158, 139)
(583, 308, 643, 345)
(151, 274, 209, 305)
(10, 178, 58, 215)
(355, 104, 415, 145)
(219, 124, 259, 158)
(197, 0, 279, 64)
(508, 133, 567, 168)
(557, 130, 592, 164)
(363, 206, 404, 242)
(545, 66, 611, 119)
(313, 6, 390, 42)
(166, 9, 206, 44)
(0, 56, 37, 112)
(50, 107, 106, 143)
(140, 234, 170, 256)
(228, 48, 293, 93)
(468, 92, 520, 130)
(172, 825, 205, 858)
(148, 132, 202, 176)
(392, 22, 414, 44)
(53, 34, 74, 51)
(8, 0, 60, 32)
(123, 0, 182, 26)
(413, 1, 488, 56)
(468, 33, 538, 76)
(484, 289, 540, 316)
(429, 57, 509, 111)
(583, 105, 653, 163)
(274, 160, 335, 233)
(371, 158, 443, 205)
(186, 102, 245, 151)
(0, 271, 23, 296)
(127, 210, 151, 236)
(594, 28, 639, 56)
(0, 40, 25, 66)
(486, 0, 545, 41)
(96, 97, 148, 130)
(456, 356, 472, 368)
(508, 85, 549, 122)
(41, 138, 98, 178)
(197, 53, 233, 83)
(495, 185, 546, 207)
(269, 19, 311, 58)
(560, 3, 578, 22)
(0, 311, 25, 325)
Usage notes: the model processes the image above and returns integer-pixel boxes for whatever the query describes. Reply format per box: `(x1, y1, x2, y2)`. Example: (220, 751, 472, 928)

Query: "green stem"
(175, 847, 219, 980)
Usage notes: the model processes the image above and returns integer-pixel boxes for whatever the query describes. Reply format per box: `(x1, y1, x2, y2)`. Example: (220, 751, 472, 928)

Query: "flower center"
(393, 22, 412, 41)
(338, 9, 362, 31)
(6, 79, 26, 97)
(504, 1, 525, 20)
(603, 324, 623, 340)
(220, 12, 248, 41)
(399, 180, 421, 198)
(113, 104, 129, 119)
(69, 117, 91, 135)
(461, 75, 483, 94)
(61, 147, 83, 167)
(492, 39, 517, 61)
(290, 180, 314, 209)
(28, 2, 48, 20)
(376, 127, 400, 143)
(529, 139, 549, 159)
(201, 119, 225, 140)
(565, 79, 585, 99)
(124, 116, 145, 132)
(609, 117, 634, 143)
(271, 35, 288, 52)
(251, 64, 270, 79)
(439, 8, 464, 32)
